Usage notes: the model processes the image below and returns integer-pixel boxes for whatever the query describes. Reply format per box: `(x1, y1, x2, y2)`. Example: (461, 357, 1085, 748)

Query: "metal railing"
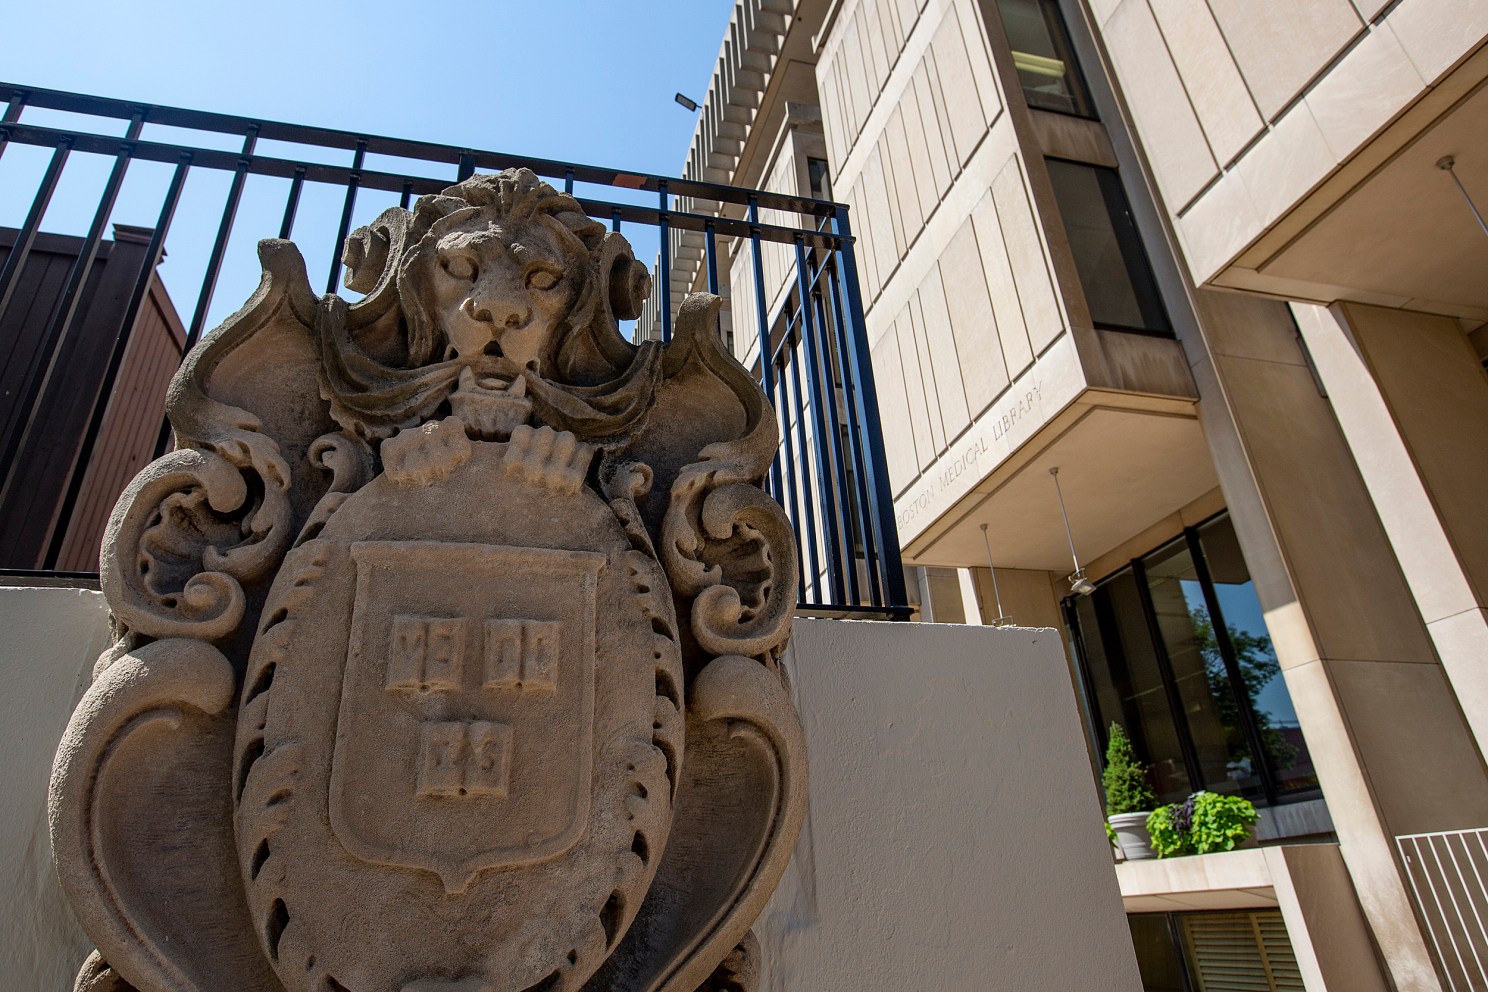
(0, 81, 908, 618)
(1398, 827, 1488, 991)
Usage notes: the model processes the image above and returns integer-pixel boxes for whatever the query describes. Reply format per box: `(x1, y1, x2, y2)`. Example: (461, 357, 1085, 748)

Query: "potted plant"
(1147, 791, 1259, 858)
(1102, 723, 1157, 861)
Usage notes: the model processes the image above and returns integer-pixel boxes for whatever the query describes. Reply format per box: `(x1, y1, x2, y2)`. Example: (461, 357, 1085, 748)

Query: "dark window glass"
(1068, 513, 1317, 807)
(995, 0, 1095, 117)
(1143, 538, 1264, 802)
(1045, 159, 1171, 336)
(807, 157, 832, 201)
(1196, 518, 1318, 796)
(1127, 915, 1189, 992)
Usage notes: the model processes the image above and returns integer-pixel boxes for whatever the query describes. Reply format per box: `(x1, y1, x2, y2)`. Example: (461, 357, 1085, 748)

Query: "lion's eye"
(440, 253, 477, 281)
(526, 268, 560, 291)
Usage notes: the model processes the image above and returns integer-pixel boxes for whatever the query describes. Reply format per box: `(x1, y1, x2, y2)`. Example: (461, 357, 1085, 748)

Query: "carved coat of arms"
(49, 169, 804, 992)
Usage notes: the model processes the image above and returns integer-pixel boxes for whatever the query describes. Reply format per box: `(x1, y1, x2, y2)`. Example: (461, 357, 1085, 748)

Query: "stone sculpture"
(49, 168, 804, 992)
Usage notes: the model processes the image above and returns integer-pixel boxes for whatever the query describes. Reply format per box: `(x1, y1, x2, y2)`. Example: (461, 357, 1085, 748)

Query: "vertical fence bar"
(704, 221, 719, 295)
(747, 199, 782, 501)
(279, 165, 306, 239)
(611, 207, 621, 233)
(795, 238, 845, 605)
(786, 314, 823, 603)
(185, 123, 259, 353)
(1425, 835, 1473, 990)
(1442, 835, 1488, 984)
(327, 139, 367, 294)
(42, 152, 192, 569)
(831, 205, 908, 612)
(564, 167, 575, 195)
(0, 90, 27, 165)
(0, 114, 143, 503)
(400, 180, 414, 210)
(809, 265, 860, 605)
(658, 181, 671, 343)
(825, 253, 882, 606)
(0, 138, 70, 323)
(772, 343, 806, 602)
(457, 152, 475, 181)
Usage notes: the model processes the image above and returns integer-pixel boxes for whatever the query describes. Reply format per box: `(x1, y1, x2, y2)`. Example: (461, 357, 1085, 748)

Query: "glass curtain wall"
(1066, 512, 1317, 807)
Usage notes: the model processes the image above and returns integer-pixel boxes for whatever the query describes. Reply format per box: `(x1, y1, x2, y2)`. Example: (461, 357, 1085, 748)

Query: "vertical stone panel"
(861, 146, 901, 296)
(898, 78, 941, 223)
(911, 65, 955, 198)
(894, 0, 922, 42)
(1148, 0, 1263, 166)
(951, 0, 1004, 128)
(908, 291, 949, 453)
(915, 263, 972, 434)
(870, 321, 922, 491)
(1101, 0, 1218, 208)
(970, 191, 1035, 380)
(842, 11, 872, 143)
(863, 0, 891, 90)
(1207, 0, 1364, 120)
(938, 220, 1008, 416)
(885, 109, 925, 253)
(923, 53, 965, 177)
(893, 303, 938, 460)
(990, 158, 1064, 355)
(848, 176, 881, 301)
(929, 5, 990, 166)
(867, 140, 905, 262)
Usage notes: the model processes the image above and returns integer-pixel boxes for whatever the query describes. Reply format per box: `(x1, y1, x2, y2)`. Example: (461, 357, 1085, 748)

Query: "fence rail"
(1398, 827, 1488, 991)
(0, 81, 909, 618)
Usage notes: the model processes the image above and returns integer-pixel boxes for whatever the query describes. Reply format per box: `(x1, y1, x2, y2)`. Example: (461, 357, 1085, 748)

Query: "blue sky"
(1, 0, 733, 330)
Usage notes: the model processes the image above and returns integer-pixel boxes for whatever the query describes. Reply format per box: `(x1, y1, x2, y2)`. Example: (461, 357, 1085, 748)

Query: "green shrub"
(1147, 791, 1260, 857)
(1102, 723, 1156, 816)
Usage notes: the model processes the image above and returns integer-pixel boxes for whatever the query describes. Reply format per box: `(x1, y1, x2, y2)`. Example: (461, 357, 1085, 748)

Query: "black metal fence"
(0, 81, 908, 617)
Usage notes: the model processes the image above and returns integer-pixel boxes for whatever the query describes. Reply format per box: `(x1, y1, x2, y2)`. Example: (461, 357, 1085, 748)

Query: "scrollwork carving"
(658, 296, 797, 662)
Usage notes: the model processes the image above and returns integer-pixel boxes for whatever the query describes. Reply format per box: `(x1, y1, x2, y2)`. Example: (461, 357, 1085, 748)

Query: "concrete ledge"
(1118, 847, 1279, 912)
(1118, 843, 1390, 991)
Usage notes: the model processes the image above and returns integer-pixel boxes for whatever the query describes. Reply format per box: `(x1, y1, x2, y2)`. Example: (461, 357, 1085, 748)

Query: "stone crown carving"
(49, 168, 805, 992)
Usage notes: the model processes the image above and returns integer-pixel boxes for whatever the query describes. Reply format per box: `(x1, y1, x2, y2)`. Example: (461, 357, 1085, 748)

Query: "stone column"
(1292, 300, 1488, 752)
(1187, 288, 1488, 991)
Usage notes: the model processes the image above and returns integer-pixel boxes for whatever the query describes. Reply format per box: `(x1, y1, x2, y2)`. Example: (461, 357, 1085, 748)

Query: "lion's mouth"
(450, 366, 532, 441)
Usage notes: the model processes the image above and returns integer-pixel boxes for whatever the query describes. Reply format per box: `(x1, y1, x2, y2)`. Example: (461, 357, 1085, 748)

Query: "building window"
(995, 0, 1095, 117)
(1046, 159, 1171, 336)
(1131, 911, 1306, 991)
(1066, 512, 1318, 808)
(807, 157, 832, 201)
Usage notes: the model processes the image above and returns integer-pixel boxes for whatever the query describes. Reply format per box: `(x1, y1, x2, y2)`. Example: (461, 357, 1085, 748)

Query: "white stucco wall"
(0, 585, 111, 992)
(763, 617, 1140, 990)
(1, 591, 1138, 990)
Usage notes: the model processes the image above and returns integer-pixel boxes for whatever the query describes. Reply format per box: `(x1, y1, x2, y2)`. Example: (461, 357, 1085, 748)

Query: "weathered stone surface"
(49, 169, 803, 992)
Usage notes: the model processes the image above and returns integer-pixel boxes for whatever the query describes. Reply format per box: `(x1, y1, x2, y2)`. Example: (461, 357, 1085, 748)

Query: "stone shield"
(233, 435, 685, 992)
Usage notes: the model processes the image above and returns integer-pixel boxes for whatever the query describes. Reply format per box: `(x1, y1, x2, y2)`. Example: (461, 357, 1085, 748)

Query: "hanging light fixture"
(1437, 156, 1488, 239)
(979, 523, 1012, 626)
(1050, 466, 1095, 596)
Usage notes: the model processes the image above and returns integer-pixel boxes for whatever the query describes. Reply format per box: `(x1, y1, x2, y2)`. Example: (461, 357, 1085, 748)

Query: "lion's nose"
(462, 294, 531, 331)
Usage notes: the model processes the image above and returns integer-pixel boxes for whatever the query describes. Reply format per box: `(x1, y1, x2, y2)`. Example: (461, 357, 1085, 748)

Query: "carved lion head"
(398, 169, 651, 385)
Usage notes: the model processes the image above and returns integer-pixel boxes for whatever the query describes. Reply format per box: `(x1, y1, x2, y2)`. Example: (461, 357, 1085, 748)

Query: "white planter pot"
(1109, 811, 1155, 861)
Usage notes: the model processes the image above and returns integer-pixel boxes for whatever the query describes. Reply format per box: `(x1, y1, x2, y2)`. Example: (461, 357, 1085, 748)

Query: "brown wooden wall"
(0, 225, 181, 572)
(52, 272, 184, 571)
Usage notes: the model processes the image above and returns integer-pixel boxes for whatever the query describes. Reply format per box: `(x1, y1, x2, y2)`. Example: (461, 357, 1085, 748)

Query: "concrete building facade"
(665, 0, 1488, 988)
